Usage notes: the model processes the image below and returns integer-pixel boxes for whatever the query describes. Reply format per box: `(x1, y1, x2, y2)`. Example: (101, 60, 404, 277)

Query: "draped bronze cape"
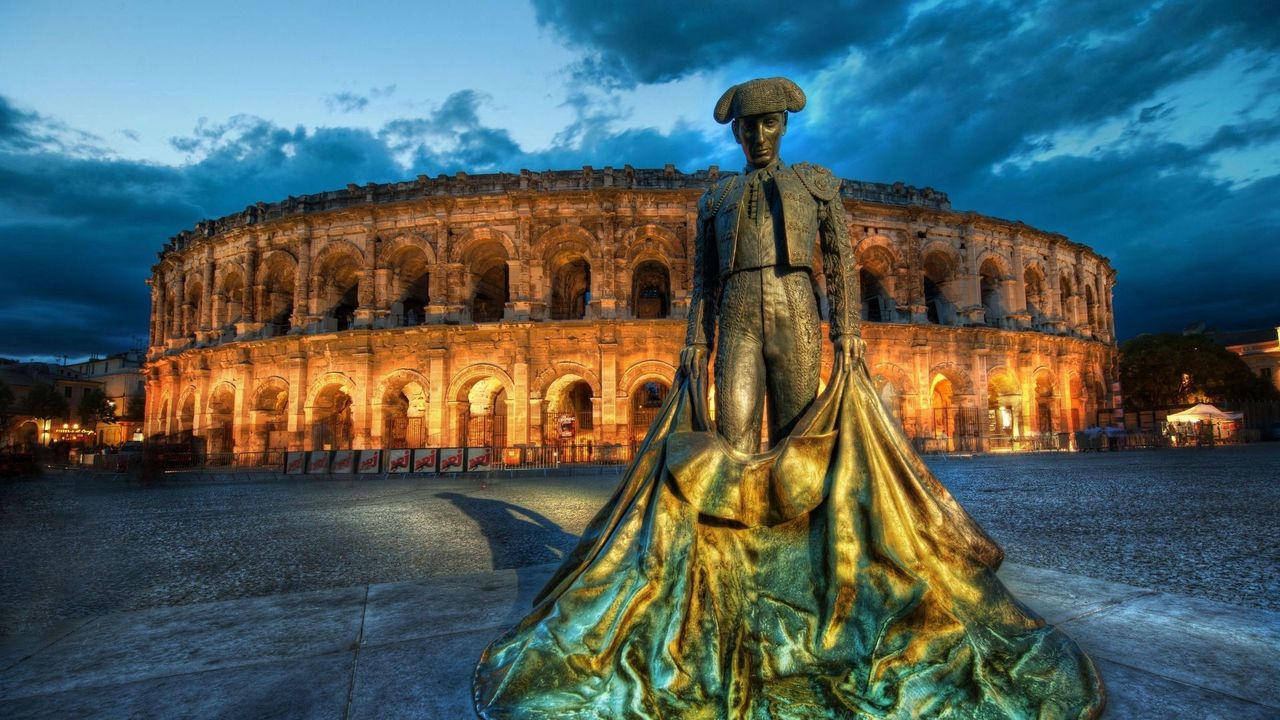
(473, 356, 1105, 719)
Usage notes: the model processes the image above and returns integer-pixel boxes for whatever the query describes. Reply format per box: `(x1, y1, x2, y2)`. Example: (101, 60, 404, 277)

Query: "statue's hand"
(833, 335, 865, 369)
(679, 344, 709, 379)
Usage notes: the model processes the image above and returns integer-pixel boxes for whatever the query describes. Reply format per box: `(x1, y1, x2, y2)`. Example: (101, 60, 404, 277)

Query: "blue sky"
(1, 0, 1277, 361)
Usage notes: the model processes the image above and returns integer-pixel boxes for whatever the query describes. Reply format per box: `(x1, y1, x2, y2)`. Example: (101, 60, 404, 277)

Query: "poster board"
(285, 451, 306, 475)
(357, 449, 381, 474)
(466, 447, 495, 472)
(307, 451, 331, 474)
(439, 447, 464, 473)
(386, 448, 411, 473)
(331, 450, 355, 474)
(412, 448, 438, 473)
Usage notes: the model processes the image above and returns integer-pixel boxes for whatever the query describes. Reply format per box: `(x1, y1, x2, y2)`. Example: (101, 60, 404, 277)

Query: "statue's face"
(734, 112, 786, 168)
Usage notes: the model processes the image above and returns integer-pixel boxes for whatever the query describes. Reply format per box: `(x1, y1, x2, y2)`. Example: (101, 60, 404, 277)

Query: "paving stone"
(0, 586, 366, 700)
(1095, 658, 1278, 720)
(362, 564, 556, 647)
(0, 651, 352, 720)
(998, 562, 1156, 625)
(348, 630, 496, 720)
(1059, 592, 1280, 709)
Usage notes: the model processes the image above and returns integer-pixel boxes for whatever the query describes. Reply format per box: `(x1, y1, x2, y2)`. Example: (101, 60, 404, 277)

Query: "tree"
(124, 385, 146, 422)
(78, 387, 118, 426)
(22, 383, 69, 423)
(1120, 333, 1279, 409)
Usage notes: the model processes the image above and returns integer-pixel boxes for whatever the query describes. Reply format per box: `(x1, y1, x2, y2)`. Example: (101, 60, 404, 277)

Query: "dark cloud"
(531, 0, 909, 86)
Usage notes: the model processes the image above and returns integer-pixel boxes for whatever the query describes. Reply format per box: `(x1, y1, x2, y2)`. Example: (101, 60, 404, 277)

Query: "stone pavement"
(0, 562, 1275, 719)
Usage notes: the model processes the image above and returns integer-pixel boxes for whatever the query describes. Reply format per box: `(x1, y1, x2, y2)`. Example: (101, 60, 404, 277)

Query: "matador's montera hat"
(714, 77, 806, 124)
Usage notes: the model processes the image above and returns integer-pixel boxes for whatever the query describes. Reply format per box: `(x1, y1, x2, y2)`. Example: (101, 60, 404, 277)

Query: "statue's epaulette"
(791, 162, 842, 202)
(701, 175, 738, 217)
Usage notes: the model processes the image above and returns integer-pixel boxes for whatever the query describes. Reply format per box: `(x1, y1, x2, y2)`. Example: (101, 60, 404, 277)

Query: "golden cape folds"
(473, 355, 1105, 719)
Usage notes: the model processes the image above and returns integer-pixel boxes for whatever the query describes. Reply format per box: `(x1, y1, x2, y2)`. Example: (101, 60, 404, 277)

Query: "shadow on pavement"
(434, 492, 578, 572)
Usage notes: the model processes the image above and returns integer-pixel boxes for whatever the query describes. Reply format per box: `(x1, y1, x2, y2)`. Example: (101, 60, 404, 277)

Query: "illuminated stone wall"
(145, 167, 1116, 453)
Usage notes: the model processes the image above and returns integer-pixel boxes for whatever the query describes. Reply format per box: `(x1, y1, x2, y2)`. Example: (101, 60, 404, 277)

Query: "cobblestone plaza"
(2, 445, 1277, 639)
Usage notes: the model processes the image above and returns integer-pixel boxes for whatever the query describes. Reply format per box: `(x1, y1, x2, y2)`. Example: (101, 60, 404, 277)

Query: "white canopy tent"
(1166, 403, 1243, 423)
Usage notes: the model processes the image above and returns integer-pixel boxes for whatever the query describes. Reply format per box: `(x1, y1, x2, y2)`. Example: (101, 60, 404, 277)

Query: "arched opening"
(979, 258, 1004, 327)
(183, 281, 203, 337)
(1067, 373, 1084, 433)
(922, 251, 956, 325)
(1024, 267, 1046, 324)
(382, 377, 429, 448)
(551, 258, 591, 320)
(157, 398, 171, 439)
(930, 375, 957, 449)
(17, 419, 39, 450)
(316, 252, 360, 332)
(1035, 371, 1055, 435)
(629, 380, 669, 442)
(388, 247, 431, 327)
(260, 255, 296, 337)
(543, 376, 595, 453)
(859, 247, 894, 322)
(462, 241, 510, 324)
(217, 272, 246, 332)
(987, 370, 1022, 441)
(177, 391, 196, 439)
(253, 381, 289, 454)
(1060, 274, 1075, 326)
(631, 261, 670, 319)
(457, 376, 507, 447)
(311, 383, 353, 450)
(207, 384, 236, 456)
(1085, 283, 1097, 329)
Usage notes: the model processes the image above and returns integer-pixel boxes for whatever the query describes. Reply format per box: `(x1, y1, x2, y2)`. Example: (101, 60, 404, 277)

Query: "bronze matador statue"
(683, 77, 859, 454)
(473, 78, 1105, 719)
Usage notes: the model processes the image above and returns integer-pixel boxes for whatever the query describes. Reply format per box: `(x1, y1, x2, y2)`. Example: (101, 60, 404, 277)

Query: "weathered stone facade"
(145, 166, 1117, 454)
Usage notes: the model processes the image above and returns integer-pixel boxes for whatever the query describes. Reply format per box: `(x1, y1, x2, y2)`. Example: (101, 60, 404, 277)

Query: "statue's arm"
(685, 194, 719, 352)
(819, 195, 859, 343)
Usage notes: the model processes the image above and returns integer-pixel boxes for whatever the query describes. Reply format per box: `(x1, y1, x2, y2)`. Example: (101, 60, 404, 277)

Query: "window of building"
(1263, 367, 1273, 381)
(64, 387, 72, 398)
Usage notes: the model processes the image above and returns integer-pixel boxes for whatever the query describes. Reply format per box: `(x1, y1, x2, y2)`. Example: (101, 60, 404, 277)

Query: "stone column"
(200, 248, 214, 334)
(511, 359, 530, 445)
(291, 231, 312, 333)
(427, 348, 446, 446)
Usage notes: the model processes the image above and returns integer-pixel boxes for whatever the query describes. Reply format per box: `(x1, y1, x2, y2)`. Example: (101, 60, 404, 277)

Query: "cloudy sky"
(1, 0, 1277, 362)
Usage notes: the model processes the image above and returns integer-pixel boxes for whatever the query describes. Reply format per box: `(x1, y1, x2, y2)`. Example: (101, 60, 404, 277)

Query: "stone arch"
(1033, 367, 1057, 434)
(977, 255, 1009, 326)
(251, 376, 290, 453)
(858, 244, 897, 323)
(920, 242, 961, 325)
(306, 372, 356, 451)
(854, 234, 900, 264)
(927, 361, 973, 397)
(1059, 272, 1076, 325)
(620, 360, 677, 395)
(626, 373, 672, 443)
(533, 223, 595, 263)
(986, 367, 1022, 439)
(156, 391, 173, 438)
(313, 243, 363, 331)
(457, 232, 511, 323)
(206, 382, 237, 455)
(619, 224, 681, 264)
(629, 258, 671, 319)
(379, 232, 438, 267)
(182, 278, 203, 337)
(376, 368, 431, 448)
(384, 244, 434, 326)
(448, 364, 514, 447)
(176, 385, 198, 437)
(214, 265, 247, 330)
(1023, 262, 1047, 323)
(533, 362, 602, 401)
(450, 227, 517, 264)
(542, 372, 597, 446)
(257, 251, 297, 336)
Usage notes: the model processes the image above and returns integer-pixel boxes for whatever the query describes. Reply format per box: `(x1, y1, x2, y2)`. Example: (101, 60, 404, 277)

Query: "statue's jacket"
(687, 161, 859, 351)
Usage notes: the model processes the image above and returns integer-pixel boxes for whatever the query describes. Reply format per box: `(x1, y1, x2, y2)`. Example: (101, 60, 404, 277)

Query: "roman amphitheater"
(144, 166, 1116, 460)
